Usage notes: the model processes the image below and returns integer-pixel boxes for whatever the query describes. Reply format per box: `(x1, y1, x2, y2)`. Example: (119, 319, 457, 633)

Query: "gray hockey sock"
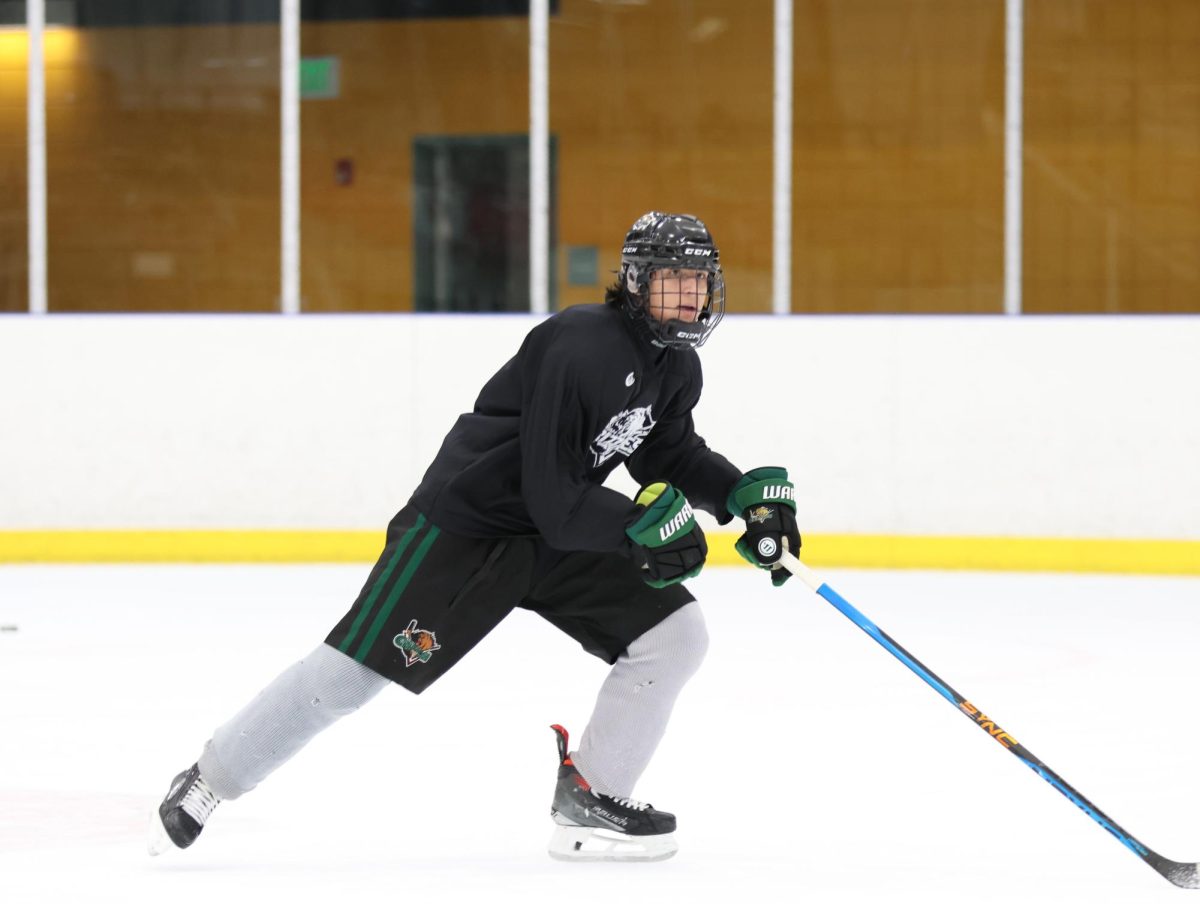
(197, 642, 388, 800)
(571, 602, 708, 800)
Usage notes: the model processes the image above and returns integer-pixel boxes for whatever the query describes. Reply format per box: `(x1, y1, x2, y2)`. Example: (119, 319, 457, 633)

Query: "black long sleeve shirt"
(409, 303, 742, 552)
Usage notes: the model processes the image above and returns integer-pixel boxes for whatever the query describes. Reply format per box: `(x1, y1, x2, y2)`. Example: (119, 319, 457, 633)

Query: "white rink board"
(0, 313, 1197, 538)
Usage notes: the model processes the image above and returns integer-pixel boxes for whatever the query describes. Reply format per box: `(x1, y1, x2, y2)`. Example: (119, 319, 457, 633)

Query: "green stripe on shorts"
(353, 523, 442, 663)
(338, 514, 427, 656)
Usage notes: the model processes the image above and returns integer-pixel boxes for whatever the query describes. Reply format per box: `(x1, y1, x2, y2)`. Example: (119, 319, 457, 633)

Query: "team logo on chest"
(590, 405, 656, 467)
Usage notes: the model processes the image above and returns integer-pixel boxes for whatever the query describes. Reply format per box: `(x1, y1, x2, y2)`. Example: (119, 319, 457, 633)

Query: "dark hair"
(604, 279, 626, 308)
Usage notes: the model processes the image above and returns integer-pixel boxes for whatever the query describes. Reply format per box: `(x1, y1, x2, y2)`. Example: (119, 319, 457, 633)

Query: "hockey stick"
(778, 549, 1200, 889)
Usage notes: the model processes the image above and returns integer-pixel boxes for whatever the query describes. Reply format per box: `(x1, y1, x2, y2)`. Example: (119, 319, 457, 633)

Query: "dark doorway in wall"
(413, 135, 556, 312)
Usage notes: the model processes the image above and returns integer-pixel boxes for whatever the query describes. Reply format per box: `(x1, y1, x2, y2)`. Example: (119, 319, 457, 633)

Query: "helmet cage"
(618, 213, 725, 350)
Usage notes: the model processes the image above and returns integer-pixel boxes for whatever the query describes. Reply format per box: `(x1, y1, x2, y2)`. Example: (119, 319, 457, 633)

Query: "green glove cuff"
(733, 535, 760, 568)
(626, 482, 696, 549)
(725, 466, 796, 518)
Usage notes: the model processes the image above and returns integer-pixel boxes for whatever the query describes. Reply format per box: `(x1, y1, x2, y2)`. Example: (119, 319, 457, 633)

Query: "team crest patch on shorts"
(393, 619, 442, 667)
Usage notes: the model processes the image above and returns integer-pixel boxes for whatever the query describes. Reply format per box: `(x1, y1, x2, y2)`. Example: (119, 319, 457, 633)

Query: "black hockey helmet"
(617, 211, 725, 349)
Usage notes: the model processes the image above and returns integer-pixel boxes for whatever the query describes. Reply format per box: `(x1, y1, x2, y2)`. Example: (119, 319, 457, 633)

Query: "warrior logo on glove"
(658, 500, 696, 543)
(762, 484, 794, 502)
(625, 482, 707, 588)
(726, 467, 801, 587)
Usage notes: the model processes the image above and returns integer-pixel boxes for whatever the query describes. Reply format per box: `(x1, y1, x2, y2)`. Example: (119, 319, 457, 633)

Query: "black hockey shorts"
(324, 504, 695, 693)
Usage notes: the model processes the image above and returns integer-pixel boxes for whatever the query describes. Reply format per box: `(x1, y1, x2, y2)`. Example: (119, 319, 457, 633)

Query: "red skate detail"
(550, 723, 571, 764)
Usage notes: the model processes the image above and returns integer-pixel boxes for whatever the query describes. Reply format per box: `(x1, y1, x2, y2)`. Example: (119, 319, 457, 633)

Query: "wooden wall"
(1024, 0, 1200, 313)
(790, 0, 1006, 313)
(300, 17, 530, 312)
(0, 1, 1196, 314)
(1, 30, 32, 313)
(301, 5, 776, 312)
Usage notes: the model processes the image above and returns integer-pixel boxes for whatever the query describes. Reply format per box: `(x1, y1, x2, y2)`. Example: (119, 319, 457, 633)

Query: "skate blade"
(146, 807, 175, 857)
(548, 824, 678, 863)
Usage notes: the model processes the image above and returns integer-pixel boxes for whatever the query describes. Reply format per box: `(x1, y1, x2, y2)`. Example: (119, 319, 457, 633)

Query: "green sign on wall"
(300, 57, 340, 100)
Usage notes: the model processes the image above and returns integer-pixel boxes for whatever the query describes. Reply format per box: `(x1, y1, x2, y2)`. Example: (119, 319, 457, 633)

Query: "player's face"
(646, 269, 707, 324)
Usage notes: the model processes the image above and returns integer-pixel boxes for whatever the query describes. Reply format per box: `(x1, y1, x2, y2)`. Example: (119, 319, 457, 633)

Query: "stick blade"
(1148, 853, 1200, 889)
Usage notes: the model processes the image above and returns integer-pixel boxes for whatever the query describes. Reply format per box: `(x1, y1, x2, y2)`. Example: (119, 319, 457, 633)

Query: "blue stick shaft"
(778, 536, 1195, 885)
(813, 580, 1150, 857)
(815, 582, 960, 708)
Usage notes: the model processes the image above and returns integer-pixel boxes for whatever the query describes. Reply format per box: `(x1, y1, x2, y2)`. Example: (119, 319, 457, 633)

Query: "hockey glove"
(625, 481, 707, 588)
(726, 466, 801, 587)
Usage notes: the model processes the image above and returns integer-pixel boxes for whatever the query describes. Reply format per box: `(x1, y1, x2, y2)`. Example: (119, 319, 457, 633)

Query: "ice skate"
(148, 763, 220, 855)
(547, 724, 678, 862)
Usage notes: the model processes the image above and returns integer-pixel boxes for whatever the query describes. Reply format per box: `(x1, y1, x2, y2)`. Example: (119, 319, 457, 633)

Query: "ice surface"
(1, 564, 1198, 903)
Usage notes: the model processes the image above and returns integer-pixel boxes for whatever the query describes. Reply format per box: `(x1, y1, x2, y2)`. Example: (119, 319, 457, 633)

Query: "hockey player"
(150, 211, 800, 862)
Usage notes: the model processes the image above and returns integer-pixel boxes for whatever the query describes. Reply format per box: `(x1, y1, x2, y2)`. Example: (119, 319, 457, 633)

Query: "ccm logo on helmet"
(683, 248, 713, 257)
(676, 331, 702, 339)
